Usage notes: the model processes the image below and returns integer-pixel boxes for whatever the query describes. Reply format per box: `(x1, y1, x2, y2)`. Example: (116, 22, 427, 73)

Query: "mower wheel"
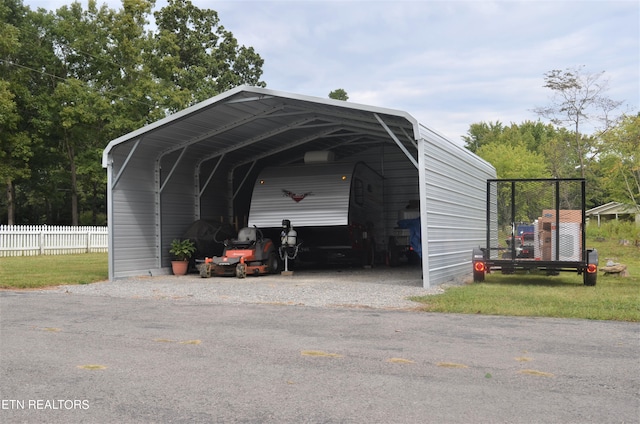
(235, 263, 247, 279)
(267, 252, 280, 274)
(199, 263, 212, 278)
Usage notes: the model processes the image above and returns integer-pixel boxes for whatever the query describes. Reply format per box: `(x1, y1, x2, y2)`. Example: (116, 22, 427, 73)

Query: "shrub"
(587, 220, 640, 241)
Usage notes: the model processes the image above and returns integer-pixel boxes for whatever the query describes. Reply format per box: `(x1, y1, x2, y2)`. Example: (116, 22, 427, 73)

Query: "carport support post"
(510, 181, 516, 260)
(417, 137, 430, 288)
(227, 171, 236, 228)
(106, 159, 115, 281)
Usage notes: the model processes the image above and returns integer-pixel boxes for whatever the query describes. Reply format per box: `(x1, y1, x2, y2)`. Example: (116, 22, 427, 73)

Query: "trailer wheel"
(472, 259, 485, 282)
(472, 249, 485, 283)
(583, 267, 597, 286)
(473, 268, 485, 282)
(584, 249, 598, 286)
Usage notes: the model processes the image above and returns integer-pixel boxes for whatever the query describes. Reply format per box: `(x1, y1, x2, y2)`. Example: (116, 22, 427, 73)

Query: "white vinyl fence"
(0, 225, 108, 257)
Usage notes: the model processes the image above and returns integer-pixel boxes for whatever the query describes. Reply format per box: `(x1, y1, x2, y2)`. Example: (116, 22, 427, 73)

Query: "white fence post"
(0, 225, 108, 257)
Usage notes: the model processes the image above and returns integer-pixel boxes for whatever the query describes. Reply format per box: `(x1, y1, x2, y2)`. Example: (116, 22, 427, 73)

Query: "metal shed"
(102, 86, 496, 287)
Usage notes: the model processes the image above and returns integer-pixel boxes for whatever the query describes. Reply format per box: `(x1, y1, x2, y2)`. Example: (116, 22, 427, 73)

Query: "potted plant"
(169, 238, 196, 275)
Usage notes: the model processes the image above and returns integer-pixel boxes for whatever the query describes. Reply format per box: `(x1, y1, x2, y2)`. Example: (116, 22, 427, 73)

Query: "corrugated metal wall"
(159, 152, 201, 267)
(109, 145, 210, 278)
(419, 126, 496, 286)
(109, 147, 160, 277)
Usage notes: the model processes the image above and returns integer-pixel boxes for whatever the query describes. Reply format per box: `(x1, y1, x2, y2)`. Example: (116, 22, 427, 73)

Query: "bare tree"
(534, 66, 623, 178)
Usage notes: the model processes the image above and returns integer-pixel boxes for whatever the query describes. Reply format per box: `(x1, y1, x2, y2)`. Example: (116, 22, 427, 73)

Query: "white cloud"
(22, 0, 640, 144)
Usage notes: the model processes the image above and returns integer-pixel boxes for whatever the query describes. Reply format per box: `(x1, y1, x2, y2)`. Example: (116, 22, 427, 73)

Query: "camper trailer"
(248, 154, 383, 266)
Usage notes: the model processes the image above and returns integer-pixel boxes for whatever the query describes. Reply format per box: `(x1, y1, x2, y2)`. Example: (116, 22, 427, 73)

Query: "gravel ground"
(48, 266, 465, 310)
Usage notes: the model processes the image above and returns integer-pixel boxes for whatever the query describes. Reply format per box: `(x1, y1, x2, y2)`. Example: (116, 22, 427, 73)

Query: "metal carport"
(102, 86, 495, 287)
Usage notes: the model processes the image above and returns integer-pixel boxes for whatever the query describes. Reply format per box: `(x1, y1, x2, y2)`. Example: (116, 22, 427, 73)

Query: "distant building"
(586, 202, 640, 227)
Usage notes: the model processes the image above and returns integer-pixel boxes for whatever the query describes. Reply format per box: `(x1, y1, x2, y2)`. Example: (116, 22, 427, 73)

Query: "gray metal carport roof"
(102, 85, 420, 174)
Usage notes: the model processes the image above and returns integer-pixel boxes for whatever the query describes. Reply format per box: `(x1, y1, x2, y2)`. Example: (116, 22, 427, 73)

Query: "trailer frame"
(472, 178, 598, 286)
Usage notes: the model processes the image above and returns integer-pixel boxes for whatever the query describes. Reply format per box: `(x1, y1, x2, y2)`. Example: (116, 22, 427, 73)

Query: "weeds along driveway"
(0, 289, 638, 424)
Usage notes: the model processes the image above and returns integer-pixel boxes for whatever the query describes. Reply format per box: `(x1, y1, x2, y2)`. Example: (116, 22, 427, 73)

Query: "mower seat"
(233, 227, 257, 247)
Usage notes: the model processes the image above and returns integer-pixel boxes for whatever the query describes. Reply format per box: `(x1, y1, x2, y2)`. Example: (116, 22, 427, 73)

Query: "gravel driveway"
(49, 267, 461, 310)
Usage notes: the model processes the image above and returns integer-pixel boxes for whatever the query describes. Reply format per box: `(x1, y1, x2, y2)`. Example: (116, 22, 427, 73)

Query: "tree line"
(1, 0, 265, 225)
(466, 115, 638, 209)
(1, 1, 637, 226)
(464, 67, 638, 211)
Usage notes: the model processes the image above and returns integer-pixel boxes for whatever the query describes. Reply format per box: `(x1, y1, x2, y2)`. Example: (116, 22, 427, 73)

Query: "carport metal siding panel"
(159, 154, 201, 267)
(108, 146, 163, 279)
(419, 126, 496, 287)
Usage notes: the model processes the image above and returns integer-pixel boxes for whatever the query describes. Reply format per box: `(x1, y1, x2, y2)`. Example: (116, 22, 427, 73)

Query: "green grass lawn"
(0, 253, 108, 289)
(411, 238, 640, 322)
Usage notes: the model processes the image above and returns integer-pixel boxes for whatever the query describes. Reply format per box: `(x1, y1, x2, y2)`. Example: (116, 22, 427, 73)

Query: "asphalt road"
(0, 290, 638, 423)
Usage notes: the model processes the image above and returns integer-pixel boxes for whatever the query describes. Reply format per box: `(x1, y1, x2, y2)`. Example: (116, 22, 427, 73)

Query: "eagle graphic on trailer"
(248, 154, 383, 266)
(282, 189, 313, 203)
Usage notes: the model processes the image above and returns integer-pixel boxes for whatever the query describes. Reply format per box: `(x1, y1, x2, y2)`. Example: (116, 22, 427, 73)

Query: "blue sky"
(27, 0, 640, 144)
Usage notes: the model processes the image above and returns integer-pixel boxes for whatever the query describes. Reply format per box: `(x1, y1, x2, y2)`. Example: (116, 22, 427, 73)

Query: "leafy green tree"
(476, 141, 550, 180)
(477, 142, 551, 225)
(0, 0, 57, 224)
(101, 0, 168, 131)
(47, 2, 113, 225)
(152, 0, 265, 111)
(1, 2, 22, 225)
(329, 88, 348, 101)
(42, 0, 268, 225)
(0, 0, 262, 225)
(515, 121, 558, 153)
(599, 114, 640, 208)
(50, 79, 111, 225)
(537, 127, 581, 178)
(534, 66, 623, 178)
(462, 121, 504, 153)
(465, 120, 561, 155)
(0, 81, 29, 225)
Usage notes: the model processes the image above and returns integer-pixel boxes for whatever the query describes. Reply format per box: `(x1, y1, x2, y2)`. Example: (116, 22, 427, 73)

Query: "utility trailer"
(472, 178, 599, 285)
(248, 155, 383, 266)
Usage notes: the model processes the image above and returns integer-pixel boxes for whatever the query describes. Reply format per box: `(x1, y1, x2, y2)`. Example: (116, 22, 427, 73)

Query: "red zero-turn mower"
(200, 226, 280, 278)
